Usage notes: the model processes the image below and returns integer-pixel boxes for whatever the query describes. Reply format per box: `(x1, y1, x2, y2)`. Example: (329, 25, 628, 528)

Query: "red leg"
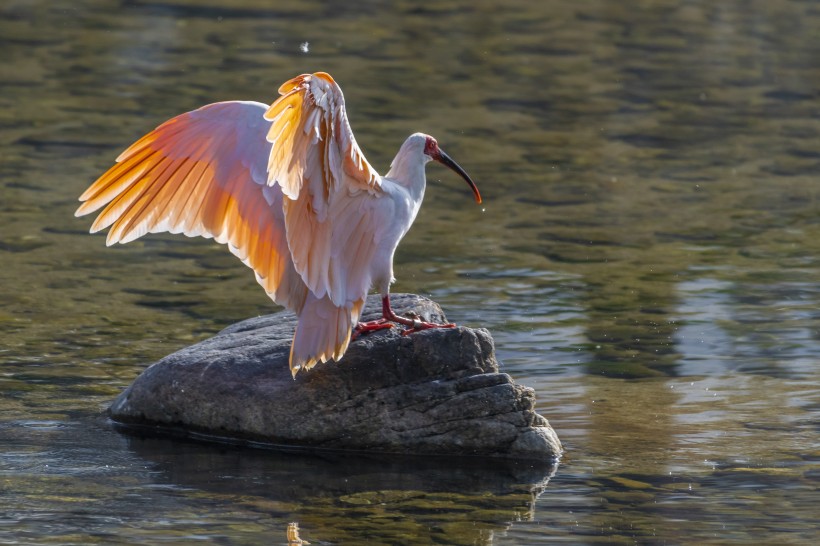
(353, 295, 456, 340)
(380, 294, 456, 335)
(352, 318, 393, 340)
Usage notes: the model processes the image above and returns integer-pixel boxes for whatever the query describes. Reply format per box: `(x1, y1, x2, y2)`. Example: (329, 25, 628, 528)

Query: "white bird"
(76, 72, 482, 377)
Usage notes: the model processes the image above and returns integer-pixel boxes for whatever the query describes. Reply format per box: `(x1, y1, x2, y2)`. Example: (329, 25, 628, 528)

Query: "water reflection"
(123, 433, 557, 546)
(0, 415, 556, 545)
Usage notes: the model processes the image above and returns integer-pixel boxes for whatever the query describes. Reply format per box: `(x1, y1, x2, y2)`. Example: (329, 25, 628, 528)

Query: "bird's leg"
(381, 294, 456, 335)
(353, 295, 458, 340)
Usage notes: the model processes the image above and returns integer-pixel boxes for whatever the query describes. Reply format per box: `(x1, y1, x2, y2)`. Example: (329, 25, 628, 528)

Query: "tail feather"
(289, 295, 364, 377)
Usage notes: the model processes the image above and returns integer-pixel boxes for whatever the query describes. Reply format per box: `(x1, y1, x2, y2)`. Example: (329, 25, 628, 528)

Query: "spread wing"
(75, 101, 307, 311)
(263, 72, 385, 308)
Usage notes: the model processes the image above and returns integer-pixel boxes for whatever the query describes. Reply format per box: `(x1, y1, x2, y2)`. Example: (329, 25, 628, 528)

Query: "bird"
(76, 72, 482, 377)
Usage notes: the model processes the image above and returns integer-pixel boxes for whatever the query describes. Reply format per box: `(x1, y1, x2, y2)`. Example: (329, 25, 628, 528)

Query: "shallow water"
(2, 0, 819, 543)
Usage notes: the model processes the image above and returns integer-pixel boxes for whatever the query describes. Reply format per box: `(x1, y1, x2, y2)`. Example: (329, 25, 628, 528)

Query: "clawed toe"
(357, 296, 461, 340)
(352, 319, 394, 340)
(353, 316, 457, 340)
(400, 321, 457, 336)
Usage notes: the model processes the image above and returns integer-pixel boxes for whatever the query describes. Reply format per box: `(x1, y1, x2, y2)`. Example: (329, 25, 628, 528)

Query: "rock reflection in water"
(123, 433, 557, 545)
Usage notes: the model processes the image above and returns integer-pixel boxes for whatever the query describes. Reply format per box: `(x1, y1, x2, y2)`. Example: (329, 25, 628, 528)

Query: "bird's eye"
(423, 137, 438, 156)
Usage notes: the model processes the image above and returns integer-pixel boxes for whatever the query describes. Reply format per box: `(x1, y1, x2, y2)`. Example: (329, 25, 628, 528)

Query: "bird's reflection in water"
(287, 521, 309, 545)
(124, 433, 557, 545)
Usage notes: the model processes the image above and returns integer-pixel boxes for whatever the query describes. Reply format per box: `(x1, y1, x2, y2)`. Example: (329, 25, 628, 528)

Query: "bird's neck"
(385, 146, 428, 204)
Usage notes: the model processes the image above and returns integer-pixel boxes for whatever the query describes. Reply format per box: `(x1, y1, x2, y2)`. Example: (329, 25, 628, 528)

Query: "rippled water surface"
(2, 0, 819, 544)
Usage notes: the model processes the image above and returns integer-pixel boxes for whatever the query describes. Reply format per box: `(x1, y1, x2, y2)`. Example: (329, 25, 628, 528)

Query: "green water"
(2, 0, 818, 543)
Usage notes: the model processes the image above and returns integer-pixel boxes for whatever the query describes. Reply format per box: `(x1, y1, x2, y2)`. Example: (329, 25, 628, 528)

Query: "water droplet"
(300, 42, 310, 53)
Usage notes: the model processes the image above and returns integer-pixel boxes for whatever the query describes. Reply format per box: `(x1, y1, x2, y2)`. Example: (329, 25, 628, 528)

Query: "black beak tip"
(435, 148, 482, 205)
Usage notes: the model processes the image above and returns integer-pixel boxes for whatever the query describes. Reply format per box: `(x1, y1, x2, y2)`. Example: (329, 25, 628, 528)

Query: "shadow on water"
(121, 431, 557, 545)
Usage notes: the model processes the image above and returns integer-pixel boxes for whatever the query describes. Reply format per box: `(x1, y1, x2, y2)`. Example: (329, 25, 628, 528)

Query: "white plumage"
(76, 72, 481, 376)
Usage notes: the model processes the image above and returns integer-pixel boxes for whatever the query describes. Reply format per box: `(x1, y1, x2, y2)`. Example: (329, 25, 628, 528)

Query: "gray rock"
(109, 294, 562, 461)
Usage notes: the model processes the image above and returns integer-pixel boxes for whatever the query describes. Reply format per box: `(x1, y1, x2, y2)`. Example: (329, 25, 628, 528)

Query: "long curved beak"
(435, 149, 482, 204)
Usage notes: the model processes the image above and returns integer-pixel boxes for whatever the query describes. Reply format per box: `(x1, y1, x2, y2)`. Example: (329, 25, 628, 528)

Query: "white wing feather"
(263, 72, 385, 308)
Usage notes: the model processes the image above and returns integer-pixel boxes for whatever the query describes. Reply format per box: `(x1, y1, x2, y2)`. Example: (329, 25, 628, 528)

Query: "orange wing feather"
(77, 74, 389, 374)
(76, 101, 307, 312)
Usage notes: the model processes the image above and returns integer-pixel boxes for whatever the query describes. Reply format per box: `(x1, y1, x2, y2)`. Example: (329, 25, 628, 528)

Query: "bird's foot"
(376, 294, 457, 336)
(399, 318, 457, 336)
(352, 319, 394, 340)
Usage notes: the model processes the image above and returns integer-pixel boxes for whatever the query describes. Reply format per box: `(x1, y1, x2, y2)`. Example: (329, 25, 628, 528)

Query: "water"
(2, 0, 819, 543)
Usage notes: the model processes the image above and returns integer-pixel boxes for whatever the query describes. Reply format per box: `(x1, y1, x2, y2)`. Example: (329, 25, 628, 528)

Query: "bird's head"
(421, 134, 482, 204)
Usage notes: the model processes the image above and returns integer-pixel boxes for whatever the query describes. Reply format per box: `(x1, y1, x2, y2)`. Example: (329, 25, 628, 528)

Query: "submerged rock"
(108, 294, 562, 460)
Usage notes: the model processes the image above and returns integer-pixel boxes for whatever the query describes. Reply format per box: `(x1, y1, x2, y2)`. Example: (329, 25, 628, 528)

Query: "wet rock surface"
(108, 294, 562, 460)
